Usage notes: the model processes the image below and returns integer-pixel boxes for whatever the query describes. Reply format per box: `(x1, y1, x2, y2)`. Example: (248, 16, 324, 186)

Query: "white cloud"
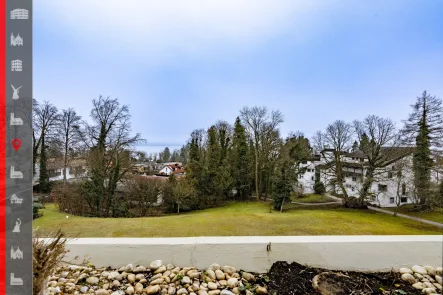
(37, 0, 332, 65)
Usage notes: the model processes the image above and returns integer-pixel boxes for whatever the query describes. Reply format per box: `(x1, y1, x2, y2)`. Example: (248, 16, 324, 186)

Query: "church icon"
(11, 33, 23, 46)
(11, 246, 23, 259)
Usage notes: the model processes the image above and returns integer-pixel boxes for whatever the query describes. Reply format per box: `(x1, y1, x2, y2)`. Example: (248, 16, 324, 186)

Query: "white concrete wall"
(59, 236, 443, 273)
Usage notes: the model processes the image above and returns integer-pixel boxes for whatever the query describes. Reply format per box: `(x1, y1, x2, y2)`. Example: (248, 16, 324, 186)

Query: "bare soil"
(267, 261, 422, 295)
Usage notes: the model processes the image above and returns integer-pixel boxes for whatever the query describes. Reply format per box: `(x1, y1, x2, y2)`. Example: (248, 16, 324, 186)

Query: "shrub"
(343, 197, 368, 209)
(314, 181, 326, 195)
(52, 182, 89, 216)
(123, 175, 165, 217)
(33, 203, 43, 219)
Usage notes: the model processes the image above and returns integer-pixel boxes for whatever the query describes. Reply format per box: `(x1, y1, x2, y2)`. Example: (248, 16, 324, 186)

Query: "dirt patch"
(267, 261, 422, 295)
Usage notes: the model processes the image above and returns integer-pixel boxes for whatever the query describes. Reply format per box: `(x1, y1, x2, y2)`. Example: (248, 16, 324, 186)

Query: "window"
(402, 183, 406, 195)
(388, 172, 393, 178)
(351, 187, 355, 192)
(302, 161, 307, 164)
(352, 177, 357, 182)
(401, 197, 407, 203)
(378, 184, 388, 192)
(48, 169, 62, 178)
(389, 197, 395, 204)
(360, 158, 364, 163)
(311, 176, 314, 181)
(299, 174, 303, 179)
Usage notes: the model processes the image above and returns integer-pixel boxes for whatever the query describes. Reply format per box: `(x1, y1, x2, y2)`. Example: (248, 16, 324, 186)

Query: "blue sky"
(34, 0, 443, 154)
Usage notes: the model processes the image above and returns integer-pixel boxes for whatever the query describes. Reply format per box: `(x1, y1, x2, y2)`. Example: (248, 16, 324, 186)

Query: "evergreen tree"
(403, 91, 443, 205)
(230, 117, 251, 199)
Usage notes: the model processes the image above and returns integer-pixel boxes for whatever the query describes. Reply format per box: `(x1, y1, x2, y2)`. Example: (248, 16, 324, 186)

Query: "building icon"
(10, 9, 29, 20)
(10, 194, 23, 204)
(11, 247, 23, 259)
(11, 33, 23, 46)
(11, 60, 22, 71)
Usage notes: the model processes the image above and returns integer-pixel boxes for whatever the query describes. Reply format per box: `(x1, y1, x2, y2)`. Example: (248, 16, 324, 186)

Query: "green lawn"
(292, 194, 335, 203)
(383, 205, 443, 224)
(33, 202, 442, 237)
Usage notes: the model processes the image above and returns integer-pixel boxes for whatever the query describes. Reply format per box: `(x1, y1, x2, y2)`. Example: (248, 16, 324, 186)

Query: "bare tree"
(82, 96, 145, 217)
(34, 101, 60, 192)
(57, 108, 83, 183)
(312, 120, 354, 201)
(353, 115, 407, 204)
(240, 106, 283, 200)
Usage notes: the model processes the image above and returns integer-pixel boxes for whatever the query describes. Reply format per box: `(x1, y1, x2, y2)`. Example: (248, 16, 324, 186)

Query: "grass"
(33, 202, 442, 237)
(291, 194, 335, 203)
(383, 204, 443, 224)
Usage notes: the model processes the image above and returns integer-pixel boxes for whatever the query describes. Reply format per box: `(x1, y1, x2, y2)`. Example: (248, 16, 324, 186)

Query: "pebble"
(424, 266, 436, 276)
(133, 266, 147, 273)
(401, 273, 416, 284)
(215, 270, 225, 280)
(222, 266, 236, 276)
(150, 260, 163, 270)
(412, 282, 426, 290)
(208, 282, 217, 290)
(108, 272, 123, 281)
(177, 288, 189, 295)
(167, 264, 175, 270)
(151, 278, 164, 285)
(112, 280, 121, 287)
(167, 286, 176, 295)
(86, 277, 99, 285)
(255, 287, 268, 295)
(412, 265, 428, 275)
(208, 290, 221, 295)
(241, 272, 255, 282)
(80, 286, 89, 293)
(125, 286, 135, 295)
(95, 289, 108, 295)
(198, 291, 208, 295)
(227, 278, 238, 288)
(436, 275, 442, 284)
(221, 290, 235, 295)
(155, 266, 167, 274)
(125, 264, 134, 272)
(399, 268, 413, 274)
(208, 264, 221, 271)
(127, 274, 136, 283)
(182, 276, 192, 285)
(135, 283, 144, 292)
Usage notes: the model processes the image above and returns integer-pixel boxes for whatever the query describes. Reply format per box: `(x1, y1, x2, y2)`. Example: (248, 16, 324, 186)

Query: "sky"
(34, 0, 443, 154)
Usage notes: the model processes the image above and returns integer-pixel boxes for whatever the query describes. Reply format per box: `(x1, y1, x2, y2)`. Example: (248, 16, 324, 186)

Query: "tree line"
(35, 91, 443, 217)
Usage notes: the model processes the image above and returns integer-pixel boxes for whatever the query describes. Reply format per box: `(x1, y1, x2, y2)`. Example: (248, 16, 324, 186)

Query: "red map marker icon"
(12, 138, 22, 151)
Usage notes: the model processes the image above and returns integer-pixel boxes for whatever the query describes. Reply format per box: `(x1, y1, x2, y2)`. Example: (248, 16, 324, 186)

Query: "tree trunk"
(177, 203, 180, 214)
(255, 152, 259, 200)
(360, 167, 374, 204)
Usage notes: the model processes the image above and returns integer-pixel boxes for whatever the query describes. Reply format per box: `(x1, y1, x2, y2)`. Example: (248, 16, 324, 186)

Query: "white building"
(34, 158, 88, 183)
(297, 147, 424, 207)
(158, 163, 185, 176)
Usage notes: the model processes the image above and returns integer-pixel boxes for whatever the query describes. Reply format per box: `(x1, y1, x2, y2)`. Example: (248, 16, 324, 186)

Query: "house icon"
(11, 247, 23, 259)
(11, 33, 23, 46)
(10, 194, 23, 204)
